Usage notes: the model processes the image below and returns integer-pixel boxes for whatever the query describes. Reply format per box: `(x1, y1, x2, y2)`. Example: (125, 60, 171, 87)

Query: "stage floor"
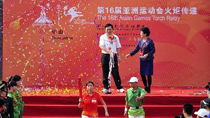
(22, 86, 207, 97)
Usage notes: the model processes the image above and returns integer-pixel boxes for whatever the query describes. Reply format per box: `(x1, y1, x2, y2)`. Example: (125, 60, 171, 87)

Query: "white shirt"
(99, 33, 121, 54)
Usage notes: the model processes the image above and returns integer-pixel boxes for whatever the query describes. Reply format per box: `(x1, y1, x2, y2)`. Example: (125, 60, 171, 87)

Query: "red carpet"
(22, 87, 207, 118)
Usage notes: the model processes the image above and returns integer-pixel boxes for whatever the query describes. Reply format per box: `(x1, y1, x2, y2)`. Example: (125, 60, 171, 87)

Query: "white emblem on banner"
(33, 4, 53, 26)
(63, 5, 83, 22)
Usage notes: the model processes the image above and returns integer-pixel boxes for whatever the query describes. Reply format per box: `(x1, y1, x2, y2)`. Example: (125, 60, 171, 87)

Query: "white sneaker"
(117, 88, 125, 93)
(102, 89, 111, 93)
(102, 89, 107, 93)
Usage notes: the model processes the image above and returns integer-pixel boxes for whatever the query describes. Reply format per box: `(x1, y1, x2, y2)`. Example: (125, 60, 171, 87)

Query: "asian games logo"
(63, 5, 83, 22)
(63, 5, 94, 25)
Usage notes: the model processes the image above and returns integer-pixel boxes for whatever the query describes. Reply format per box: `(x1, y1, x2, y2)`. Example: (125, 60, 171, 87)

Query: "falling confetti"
(2, 0, 210, 96)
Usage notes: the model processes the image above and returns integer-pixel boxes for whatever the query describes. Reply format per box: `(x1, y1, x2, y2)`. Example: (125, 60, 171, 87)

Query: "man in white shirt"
(99, 23, 124, 94)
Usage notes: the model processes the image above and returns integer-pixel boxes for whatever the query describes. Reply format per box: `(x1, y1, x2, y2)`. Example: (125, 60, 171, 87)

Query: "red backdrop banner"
(3, 0, 210, 87)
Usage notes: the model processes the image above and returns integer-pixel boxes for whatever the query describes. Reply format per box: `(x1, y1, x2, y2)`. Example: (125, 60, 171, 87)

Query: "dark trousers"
(141, 75, 152, 87)
(101, 54, 123, 89)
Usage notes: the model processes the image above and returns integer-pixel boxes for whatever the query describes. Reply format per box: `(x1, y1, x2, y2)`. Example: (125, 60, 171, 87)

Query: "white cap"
(129, 77, 138, 83)
(194, 109, 209, 117)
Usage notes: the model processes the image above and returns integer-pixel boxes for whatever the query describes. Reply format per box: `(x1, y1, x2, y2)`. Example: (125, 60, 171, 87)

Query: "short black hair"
(8, 81, 17, 90)
(105, 23, 114, 29)
(9, 75, 21, 82)
(141, 27, 150, 36)
(183, 103, 193, 115)
(205, 81, 210, 89)
(86, 81, 94, 86)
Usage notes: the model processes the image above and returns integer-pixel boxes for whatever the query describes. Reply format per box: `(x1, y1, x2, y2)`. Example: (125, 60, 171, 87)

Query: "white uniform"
(99, 34, 121, 54)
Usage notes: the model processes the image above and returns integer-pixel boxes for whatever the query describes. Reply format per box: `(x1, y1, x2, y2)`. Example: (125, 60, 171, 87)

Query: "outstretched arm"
(130, 42, 140, 56)
(125, 42, 140, 58)
(101, 100, 109, 116)
(136, 95, 145, 102)
(125, 45, 140, 58)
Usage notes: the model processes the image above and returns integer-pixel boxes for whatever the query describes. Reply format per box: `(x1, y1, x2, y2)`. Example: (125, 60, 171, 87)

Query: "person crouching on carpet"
(78, 81, 109, 118)
(124, 77, 146, 118)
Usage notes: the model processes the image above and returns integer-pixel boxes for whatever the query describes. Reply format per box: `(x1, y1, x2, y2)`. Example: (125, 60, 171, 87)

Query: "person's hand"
(79, 98, 83, 103)
(136, 97, 142, 102)
(2, 105, 6, 113)
(142, 54, 148, 59)
(124, 111, 128, 117)
(105, 111, 109, 116)
(78, 98, 84, 109)
(124, 107, 128, 116)
(125, 54, 130, 59)
(107, 49, 112, 54)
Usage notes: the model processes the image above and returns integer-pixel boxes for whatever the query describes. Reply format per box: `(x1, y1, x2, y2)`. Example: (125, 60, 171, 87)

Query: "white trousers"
(129, 115, 144, 118)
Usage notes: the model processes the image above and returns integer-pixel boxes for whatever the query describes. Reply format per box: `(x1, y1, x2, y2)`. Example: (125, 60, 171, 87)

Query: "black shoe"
(144, 86, 148, 92)
(147, 87, 151, 93)
(105, 91, 112, 94)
